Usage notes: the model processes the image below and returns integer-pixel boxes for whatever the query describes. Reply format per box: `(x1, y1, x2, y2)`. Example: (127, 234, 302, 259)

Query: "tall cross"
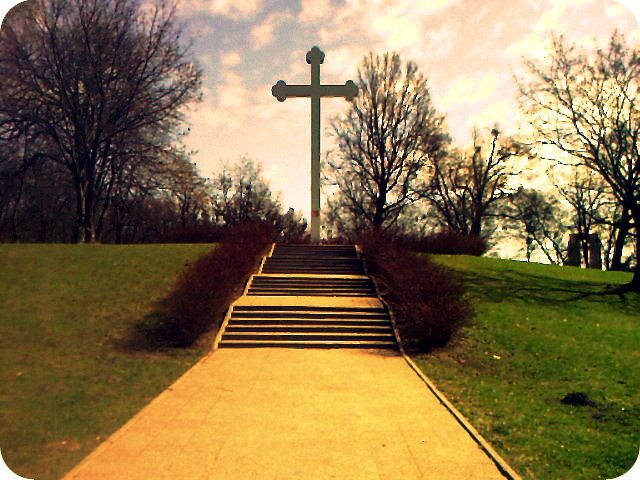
(272, 46, 358, 242)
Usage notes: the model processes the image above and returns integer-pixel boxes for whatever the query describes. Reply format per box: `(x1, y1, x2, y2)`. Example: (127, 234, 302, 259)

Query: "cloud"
(250, 12, 293, 50)
(220, 50, 242, 67)
(316, 0, 460, 54)
(372, 15, 421, 50)
(181, 0, 264, 19)
(611, 0, 640, 24)
(505, 0, 598, 60)
(439, 71, 499, 109)
(505, 32, 554, 60)
(298, 0, 334, 24)
(466, 99, 515, 132)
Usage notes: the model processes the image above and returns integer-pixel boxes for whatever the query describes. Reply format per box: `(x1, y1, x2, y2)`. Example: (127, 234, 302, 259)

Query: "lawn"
(414, 255, 640, 480)
(0, 243, 214, 480)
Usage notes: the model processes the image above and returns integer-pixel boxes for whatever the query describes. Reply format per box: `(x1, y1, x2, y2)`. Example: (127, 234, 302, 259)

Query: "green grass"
(414, 255, 640, 480)
(0, 244, 214, 480)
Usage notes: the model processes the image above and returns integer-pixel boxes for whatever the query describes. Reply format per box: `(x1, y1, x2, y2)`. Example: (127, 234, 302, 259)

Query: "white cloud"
(537, 0, 596, 33)
(251, 19, 275, 50)
(372, 15, 420, 50)
(317, 0, 460, 55)
(439, 71, 499, 109)
(466, 99, 515, 132)
(181, 0, 264, 19)
(505, 0, 603, 61)
(298, 0, 334, 24)
(220, 50, 242, 67)
(505, 33, 554, 60)
(250, 12, 292, 50)
(612, 0, 640, 24)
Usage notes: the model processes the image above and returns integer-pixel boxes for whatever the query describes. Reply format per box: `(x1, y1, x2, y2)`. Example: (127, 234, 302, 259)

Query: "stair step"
(218, 340, 397, 349)
(251, 278, 372, 283)
(233, 306, 387, 313)
(226, 325, 394, 333)
(248, 291, 375, 297)
(217, 244, 397, 350)
(231, 312, 388, 320)
(229, 319, 390, 327)
(222, 332, 395, 341)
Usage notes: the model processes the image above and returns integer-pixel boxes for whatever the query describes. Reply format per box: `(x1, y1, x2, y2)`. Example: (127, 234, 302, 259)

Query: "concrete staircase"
(217, 244, 397, 349)
(261, 244, 365, 275)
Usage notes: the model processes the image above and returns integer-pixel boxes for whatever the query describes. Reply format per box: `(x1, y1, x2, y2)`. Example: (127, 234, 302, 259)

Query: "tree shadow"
(446, 266, 639, 315)
(115, 297, 189, 353)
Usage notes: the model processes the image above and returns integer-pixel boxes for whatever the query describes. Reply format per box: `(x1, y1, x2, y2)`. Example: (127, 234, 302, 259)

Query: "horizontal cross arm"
(272, 80, 358, 102)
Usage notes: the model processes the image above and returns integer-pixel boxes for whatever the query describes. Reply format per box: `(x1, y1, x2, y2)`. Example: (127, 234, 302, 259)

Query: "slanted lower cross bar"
(271, 46, 358, 242)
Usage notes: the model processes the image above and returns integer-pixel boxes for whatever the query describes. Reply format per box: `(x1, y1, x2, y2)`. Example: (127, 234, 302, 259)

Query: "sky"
(169, 0, 639, 220)
(1, 0, 639, 221)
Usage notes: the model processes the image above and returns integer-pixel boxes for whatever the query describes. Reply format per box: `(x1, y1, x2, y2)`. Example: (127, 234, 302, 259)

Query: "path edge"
(62, 244, 276, 479)
(355, 245, 523, 480)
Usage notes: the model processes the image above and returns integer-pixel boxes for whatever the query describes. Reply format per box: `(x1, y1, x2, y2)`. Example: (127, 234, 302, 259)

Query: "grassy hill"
(0, 244, 214, 480)
(416, 255, 639, 480)
(1, 245, 637, 480)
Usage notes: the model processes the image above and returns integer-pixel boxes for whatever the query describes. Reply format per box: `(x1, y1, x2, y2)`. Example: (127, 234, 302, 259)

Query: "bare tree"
(327, 52, 448, 231)
(517, 30, 640, 290)
(551, 167, 609, 268)
(211, 157, 282, 225)
(506, 187, 569, 264)
(422, 127, 523, 239)
(0, 0, 202, 242)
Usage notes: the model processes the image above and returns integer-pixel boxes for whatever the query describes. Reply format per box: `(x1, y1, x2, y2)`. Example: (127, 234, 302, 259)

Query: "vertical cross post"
(309, 47, 322, 242)
(272, 46, 358, 243)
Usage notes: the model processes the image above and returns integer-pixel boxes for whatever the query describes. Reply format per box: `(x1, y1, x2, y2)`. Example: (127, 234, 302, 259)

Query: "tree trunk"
(610, 208, 630, 271)
(373, 190, 386, 228)
(470, 213, 482, 237)
(627, 209, 640, 292)
(580, 236, 590, 269)
(76, 183, 97, 243)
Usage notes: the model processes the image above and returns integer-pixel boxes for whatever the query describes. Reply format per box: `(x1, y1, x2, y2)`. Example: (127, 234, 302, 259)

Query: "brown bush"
(152, 223, 226, 243)
(400, 230, 487, 256)
(358, 229, 472, 352)
(162, 221, 274, 346)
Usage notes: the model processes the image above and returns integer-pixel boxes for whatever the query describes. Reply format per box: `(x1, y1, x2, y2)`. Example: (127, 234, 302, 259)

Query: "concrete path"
(62, 348, 508, 480)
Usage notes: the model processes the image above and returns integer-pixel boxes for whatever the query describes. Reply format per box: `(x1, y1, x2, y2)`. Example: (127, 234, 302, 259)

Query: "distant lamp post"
(271, 46, 358, 243)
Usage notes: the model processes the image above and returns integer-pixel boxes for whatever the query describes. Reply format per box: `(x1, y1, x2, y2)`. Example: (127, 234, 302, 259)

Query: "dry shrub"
(359, 229, 472, 352)
(400, 230, 487, 256)
(152, 223, 225, 243)
(163, 221, 274, 346)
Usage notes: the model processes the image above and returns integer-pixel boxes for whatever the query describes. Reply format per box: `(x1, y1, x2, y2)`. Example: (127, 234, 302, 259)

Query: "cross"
(272, 46, 358, 242)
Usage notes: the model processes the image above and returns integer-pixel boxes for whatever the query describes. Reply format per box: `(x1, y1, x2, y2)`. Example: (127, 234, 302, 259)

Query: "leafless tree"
(0, 0, 202, 242)
(422, 127, 523, 239)
(516, 30, 640, 290)
(551, 167, 610, 268)
(506, 187, 569, 264)
(211, 157, 282, 226)
(327, 52, 448, 231)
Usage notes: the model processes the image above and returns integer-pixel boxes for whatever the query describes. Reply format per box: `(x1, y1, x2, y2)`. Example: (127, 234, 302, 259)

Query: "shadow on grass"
(444, 266, 639, 315)
(116, 298, 217, 352)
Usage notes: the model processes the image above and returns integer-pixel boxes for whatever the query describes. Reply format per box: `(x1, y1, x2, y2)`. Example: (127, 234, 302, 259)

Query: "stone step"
(262, 267, 364, 275)
(229, 318, 390, 326)
(231, 312, 388, 320)
(225, 325, 394, 333)
(217, 244, 397, 350)
(233, 305, 387, 318)
(218, 339, 397, 349)
(251, 276, 372, 283)
(247, 291, 374, 297)
(273, 245, 356, 254)
(222, 331, 395, 341)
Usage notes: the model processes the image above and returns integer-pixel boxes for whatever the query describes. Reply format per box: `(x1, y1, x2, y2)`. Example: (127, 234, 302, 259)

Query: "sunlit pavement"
(62, 348, 508, 480)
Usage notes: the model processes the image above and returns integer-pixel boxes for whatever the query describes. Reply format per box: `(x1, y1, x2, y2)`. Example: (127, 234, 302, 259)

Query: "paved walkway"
(62, 348, 509, 480)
